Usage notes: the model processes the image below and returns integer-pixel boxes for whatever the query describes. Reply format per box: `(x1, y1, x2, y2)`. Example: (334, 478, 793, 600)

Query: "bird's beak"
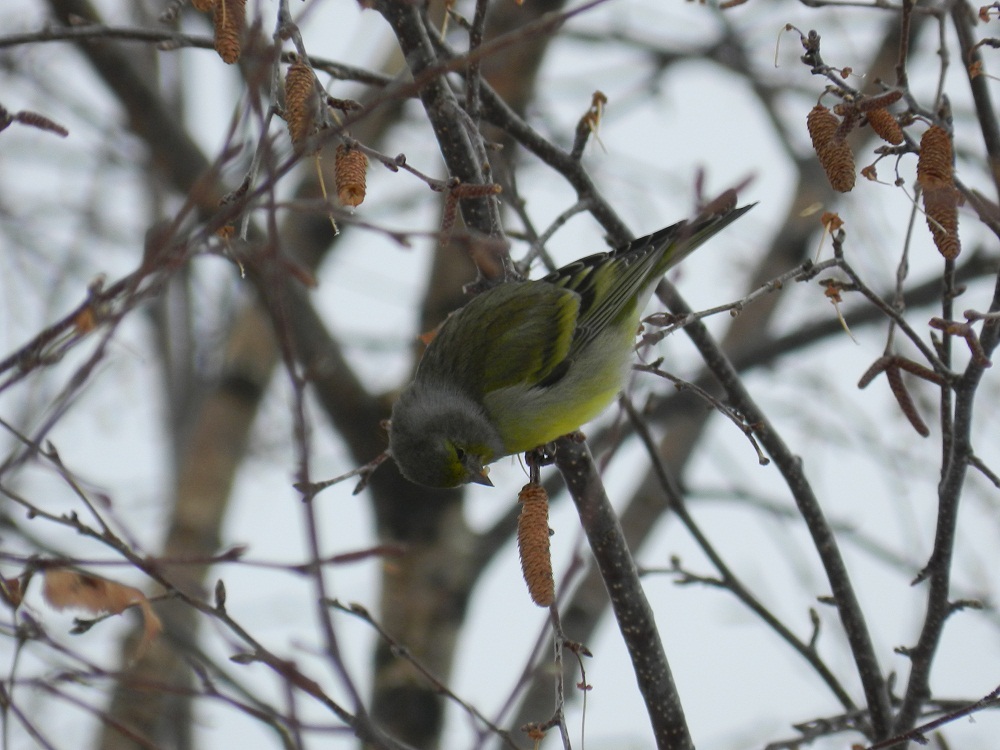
(469, 467, 493, 487)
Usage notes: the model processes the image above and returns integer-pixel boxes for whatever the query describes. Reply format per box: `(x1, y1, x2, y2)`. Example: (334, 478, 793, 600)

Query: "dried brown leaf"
(0, 573, 25, 610)
(820, 211, 843, 232)
(43, 569, 162, 660)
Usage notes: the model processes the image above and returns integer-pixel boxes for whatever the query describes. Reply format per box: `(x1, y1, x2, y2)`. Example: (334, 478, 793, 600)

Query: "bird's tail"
(622, 196, 755, 278)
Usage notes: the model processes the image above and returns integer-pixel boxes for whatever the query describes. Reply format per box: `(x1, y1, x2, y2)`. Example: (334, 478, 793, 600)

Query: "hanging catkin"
(807, 105, 856, 192)
(516, 483, 554, 607)
(866, 108, 904, 145)
(917, 126, 960, 259)
(284, 61, 316, 151)
(213, 0, 246, 64)
(335, 145, 368, 207)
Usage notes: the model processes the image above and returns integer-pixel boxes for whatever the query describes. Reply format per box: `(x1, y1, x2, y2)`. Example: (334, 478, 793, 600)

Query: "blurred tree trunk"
(38, 0, 564, 746)
(363, 3, 569, 746)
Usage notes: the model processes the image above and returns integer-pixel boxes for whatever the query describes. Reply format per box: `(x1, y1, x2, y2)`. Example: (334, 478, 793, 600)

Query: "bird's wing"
(418, 204, 753, 397)
(417, 280, 581, 396)
(543, 225, 680, 356)
(548, 204, 754, 355)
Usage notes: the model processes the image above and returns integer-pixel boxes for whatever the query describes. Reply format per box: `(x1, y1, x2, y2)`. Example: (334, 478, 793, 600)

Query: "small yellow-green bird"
(389, 201, 752, 488)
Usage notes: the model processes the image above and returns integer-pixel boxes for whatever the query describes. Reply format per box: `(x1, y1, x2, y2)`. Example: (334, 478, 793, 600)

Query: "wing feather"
(417, 204, 753, 400)
(416, 281, 581, 397)
(545, 205, 753, 356)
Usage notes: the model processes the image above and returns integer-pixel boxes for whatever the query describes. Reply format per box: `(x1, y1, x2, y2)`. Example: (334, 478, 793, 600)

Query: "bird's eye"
(454, 446, 466, 461)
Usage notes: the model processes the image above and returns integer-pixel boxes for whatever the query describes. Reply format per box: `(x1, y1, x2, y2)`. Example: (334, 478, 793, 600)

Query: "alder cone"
(807, 105, 856, 192)
(285, 61, 317, 150)
(917, 126, 960, 259)
(516, 483, 554, 607)
(867, 108, 904, 145)
(922, 185, 960, 259)
(335, 145, 368, 207)
(213, 0, 246, 64)
(916, 126, 953, 187)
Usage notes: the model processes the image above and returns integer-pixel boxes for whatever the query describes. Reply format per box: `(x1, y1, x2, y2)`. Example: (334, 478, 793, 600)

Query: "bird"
(388, 200, 753, 488)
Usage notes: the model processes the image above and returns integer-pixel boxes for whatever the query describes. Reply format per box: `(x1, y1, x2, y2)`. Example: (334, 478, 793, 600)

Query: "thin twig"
(620, 397, 857, 712)
(330, 600, 525, 749)
(656, 282, 893, 739)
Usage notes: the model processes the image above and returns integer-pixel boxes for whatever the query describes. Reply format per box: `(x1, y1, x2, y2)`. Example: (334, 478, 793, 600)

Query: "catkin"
(807, 105, 856, 192)
(213, 0, 245, 64)
(516, 483, 554, 607)
(866, 108, 904, 145)
(916, 126, 953, 186)
(856, 89, 903, 113)
(917, 126, 960, 259)
(335, 144, 368, 207)
(921, 186, 960, 259)
(284, 61, 316, 151)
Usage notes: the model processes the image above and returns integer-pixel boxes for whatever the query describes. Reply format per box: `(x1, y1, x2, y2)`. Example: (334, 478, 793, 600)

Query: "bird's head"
(388, 384, 504, 489)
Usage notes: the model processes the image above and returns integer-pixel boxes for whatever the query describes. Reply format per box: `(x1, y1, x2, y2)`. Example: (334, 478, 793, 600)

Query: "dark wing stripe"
(544, 231, 671, 354)
(541, 204, 753, 356)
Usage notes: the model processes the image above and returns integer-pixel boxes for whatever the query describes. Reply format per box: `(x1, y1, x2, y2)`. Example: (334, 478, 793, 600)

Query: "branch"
(656, 283, 894, 740)
(372, 0, 504, 270)
(894, 274, 1000, 732)
(949, 1, 1000, 202)
(621, 398, 857, 711)
(330, 600, 526, 750)
(553, 437, 693, 750)
(872, 683, 1000, 749)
